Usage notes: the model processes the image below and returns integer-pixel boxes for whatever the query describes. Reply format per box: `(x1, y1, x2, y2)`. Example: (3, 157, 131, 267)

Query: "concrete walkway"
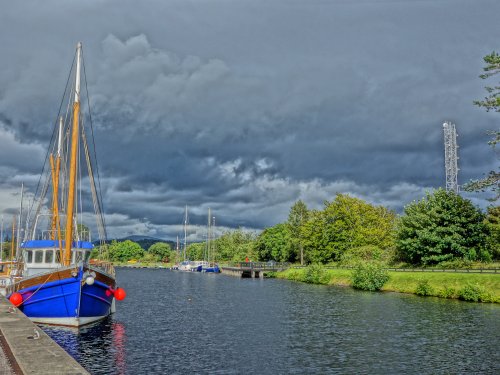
(0, 296, 89, 375)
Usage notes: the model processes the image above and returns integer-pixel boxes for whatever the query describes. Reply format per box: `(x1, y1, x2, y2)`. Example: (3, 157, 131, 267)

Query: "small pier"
(221, 262, 290, 279)
(0, 295, 89, 374)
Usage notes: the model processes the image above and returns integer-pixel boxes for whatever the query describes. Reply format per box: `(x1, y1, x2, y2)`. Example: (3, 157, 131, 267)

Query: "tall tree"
(108, 240, 145, 262)
(255, 223, 293, 262)
(465, 51, 500, 198)
(287, 200, 309, 265)
(473, 51, 500, 112)
(301, 194, 396, 264)
(148, 242, 172, 262)
(396, 189, 491, 265)
(484, 205, 500, 260)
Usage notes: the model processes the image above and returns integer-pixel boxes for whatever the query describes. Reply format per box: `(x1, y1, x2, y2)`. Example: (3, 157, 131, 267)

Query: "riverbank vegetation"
(277, 266, 500, 303)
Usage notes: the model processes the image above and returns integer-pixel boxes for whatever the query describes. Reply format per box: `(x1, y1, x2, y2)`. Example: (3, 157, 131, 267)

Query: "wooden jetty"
(220, 262, 290, 279)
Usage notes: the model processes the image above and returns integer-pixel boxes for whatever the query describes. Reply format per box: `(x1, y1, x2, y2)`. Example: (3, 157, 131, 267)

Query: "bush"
(438, 258, 474, 269)
(351, 262, 389, 291)
(458, 283, 492, 302)
(304, 263, 330, 284)
(415, 279, 434, 296)
(438, 286, 457, 299)
(340, 246, 389, 266)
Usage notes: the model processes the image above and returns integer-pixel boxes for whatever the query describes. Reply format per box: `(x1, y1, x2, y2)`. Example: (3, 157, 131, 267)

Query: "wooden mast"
(64, 42, 82, 266)
(50, 117, 64, 263)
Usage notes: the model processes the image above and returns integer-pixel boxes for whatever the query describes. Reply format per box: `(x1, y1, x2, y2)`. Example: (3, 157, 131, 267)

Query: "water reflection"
(43, 317, 127, 375)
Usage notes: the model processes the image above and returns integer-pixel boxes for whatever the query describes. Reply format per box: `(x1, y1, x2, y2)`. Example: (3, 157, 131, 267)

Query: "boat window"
(45, 250, 54, 263)
(55, 251, 61, 263)
(25, 250, 33, 263)
(84, 251, 91, 262)
(34, 250, 44, 263)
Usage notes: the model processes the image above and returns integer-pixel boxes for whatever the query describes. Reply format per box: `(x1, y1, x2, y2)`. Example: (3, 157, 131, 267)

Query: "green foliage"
(458, 283, 492, 302)
(301, 194, 397, 264)
(89, 248, 99, 259)
(304, 263, 330, 284)
(462, 132, 499, 199)
(255, 223, 293, 262)
(484, 206, 500, 259)
(287, 200, 309, 264)
(415, 279, 434, 296)
(438, 286, 457, 299)
(214, 228, 257, 262)
(186, 242, 204, 261)
(147, 242, 172, 262)
(473, 51, 500, 112)
(108, 240, 145, 262)
(396, 189, 491, 265)
(340, 245, 394, 266)
(351, 262, 389, 291)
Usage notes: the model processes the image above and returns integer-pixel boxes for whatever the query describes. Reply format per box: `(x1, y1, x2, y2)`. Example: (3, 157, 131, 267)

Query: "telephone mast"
(443, 121, 459, 193)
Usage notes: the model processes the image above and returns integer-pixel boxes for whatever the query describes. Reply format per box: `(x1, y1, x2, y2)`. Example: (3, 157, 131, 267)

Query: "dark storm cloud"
(0, 0, 498, 240)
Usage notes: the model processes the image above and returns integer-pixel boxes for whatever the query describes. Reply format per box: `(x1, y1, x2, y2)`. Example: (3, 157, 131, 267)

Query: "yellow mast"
(50, 116, 64, 262)
(64, 42, 82, 266)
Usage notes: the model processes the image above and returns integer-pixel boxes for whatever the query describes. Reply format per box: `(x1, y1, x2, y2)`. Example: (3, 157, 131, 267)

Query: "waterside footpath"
(0, 295, 89, 375)
(276, 267, 500, 303)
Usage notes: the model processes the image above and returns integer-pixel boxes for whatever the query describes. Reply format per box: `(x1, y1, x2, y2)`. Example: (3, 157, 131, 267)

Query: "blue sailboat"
(6, 42, 125, 327)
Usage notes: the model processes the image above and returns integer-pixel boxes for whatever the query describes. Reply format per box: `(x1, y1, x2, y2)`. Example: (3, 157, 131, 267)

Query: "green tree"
(473, 51, 500, 112)
(396, 189, 491, 265)
(147, 242, 172, 262)
(301, 194, 396, 264)
(255, 223, 293, 262)
(215, 228, 257, 262)
(465, 51, 500, 198)
(463, 131, 499, 199)
(186, 242, 204, 261)
(287, 200, 309, 265)
(108, 240, 145, 262)
(484, 205, 500, 260)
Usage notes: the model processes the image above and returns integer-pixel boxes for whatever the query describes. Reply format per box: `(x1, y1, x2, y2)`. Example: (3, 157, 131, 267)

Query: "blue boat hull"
(11, 268, 115, 327)
(202, 266, 220, 273)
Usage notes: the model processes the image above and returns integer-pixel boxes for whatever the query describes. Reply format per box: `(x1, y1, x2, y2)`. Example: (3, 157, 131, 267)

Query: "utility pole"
(443, 121, 459, 193)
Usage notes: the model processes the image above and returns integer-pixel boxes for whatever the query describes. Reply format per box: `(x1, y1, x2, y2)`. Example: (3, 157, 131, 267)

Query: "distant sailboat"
(178, 206, 192, 271)
(202, 208, 219, 273)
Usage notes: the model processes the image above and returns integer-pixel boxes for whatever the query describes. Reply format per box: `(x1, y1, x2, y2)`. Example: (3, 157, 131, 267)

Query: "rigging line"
(82, 52, 107, 241)
(82, 129, 106, 242)
(26, 51, 77, 231)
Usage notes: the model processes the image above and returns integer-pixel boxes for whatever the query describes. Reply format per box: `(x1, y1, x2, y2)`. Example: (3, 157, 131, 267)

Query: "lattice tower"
(443, 121, 459, 193)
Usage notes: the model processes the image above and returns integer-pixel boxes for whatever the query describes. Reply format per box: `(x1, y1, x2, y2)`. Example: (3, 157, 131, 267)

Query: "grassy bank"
(277, 267, 500, 303)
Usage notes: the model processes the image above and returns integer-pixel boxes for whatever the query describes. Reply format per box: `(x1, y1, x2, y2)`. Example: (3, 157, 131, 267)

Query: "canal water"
(43, 268, 499, 374)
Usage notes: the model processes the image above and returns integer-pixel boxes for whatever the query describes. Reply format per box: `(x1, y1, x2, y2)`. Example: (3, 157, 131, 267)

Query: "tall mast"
(207, 208, 211, 263)
(183, 205, 188, 261)
(64, 42, 82, 266)
(0, 215, 3, 262)
(16, 183, 23, 258)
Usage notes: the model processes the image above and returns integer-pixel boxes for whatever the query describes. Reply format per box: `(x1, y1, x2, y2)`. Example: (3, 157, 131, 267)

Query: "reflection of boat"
(201, 209, 220, 273)
(5, 43, 125, 327)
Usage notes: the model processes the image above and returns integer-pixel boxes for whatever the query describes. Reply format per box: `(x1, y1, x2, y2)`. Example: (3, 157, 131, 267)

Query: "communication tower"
(443, 121, 459, 193)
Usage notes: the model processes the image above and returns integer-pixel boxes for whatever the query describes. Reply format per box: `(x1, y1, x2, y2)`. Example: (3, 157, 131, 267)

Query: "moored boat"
(5, 42, 125, 327)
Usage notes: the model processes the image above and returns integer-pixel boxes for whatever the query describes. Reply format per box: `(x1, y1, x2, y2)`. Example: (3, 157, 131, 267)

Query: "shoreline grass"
(277, 267, 500, 303)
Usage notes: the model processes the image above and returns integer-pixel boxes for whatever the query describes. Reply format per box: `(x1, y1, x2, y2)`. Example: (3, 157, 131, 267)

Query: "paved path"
(0, 296, 89, 375)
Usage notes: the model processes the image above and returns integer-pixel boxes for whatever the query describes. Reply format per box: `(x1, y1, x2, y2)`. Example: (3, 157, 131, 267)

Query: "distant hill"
(96, 235, 176, 250)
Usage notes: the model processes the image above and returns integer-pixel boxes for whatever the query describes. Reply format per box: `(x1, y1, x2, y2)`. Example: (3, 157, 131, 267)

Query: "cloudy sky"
(0, 0, 499, 241)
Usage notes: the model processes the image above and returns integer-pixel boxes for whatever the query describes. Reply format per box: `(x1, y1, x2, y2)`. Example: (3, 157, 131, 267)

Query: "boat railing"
(89, 259, 115, 277)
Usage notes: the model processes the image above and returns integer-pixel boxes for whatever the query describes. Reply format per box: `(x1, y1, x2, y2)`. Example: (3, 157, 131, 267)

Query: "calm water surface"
(43, 268, 500, 374)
